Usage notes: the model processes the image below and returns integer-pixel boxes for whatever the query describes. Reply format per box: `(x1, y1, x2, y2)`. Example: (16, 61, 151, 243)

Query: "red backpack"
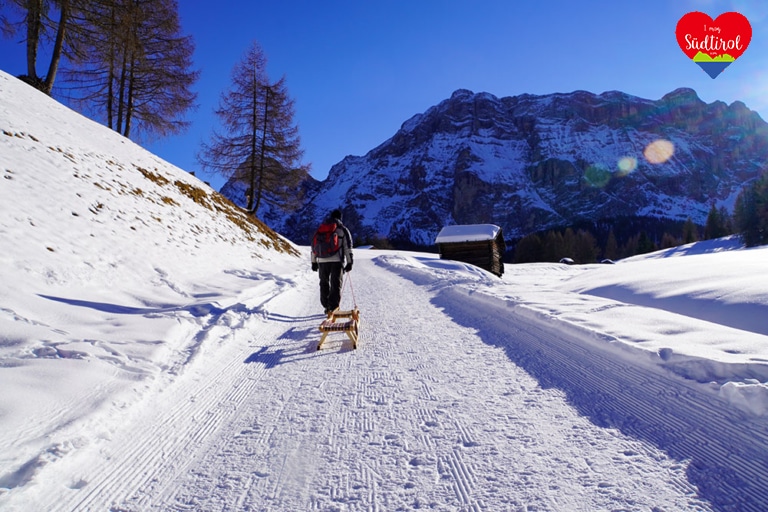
(312, 222, 341, 258)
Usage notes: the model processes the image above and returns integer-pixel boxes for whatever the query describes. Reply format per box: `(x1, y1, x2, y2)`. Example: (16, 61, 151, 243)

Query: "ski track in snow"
(430, 287, 768, 512)
(17, 254, 731, 511)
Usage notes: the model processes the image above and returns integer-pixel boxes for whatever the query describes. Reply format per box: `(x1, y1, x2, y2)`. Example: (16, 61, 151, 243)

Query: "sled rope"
(341, 271, 358, 310)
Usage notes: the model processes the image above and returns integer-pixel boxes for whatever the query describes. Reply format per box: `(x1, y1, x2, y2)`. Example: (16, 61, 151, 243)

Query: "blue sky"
(2, 0, 768, 190)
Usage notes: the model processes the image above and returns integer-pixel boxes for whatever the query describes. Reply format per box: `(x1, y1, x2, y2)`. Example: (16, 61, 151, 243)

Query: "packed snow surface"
(2, 69, 768, 510)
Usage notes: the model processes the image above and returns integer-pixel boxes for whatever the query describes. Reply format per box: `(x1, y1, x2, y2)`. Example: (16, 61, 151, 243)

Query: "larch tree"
(573, 229, 598, 263)
(199, 40, 309, 215)
(2, 0, 48, 87)
(0, 1, 7, 31)
(513, 233, 543, 263)
(2, 0, 81, 94)
(63, 0, 197, 139)
(1, 1, 13, 38)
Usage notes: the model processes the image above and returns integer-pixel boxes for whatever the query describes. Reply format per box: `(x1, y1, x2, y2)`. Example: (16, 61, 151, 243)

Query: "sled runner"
(317, 308, 360, 350)
(317, 273, 360, 351)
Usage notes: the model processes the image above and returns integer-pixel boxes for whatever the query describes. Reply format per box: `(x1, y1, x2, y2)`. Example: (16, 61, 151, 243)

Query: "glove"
(311, 262, 318, 272)
(344, 262, 353, 273)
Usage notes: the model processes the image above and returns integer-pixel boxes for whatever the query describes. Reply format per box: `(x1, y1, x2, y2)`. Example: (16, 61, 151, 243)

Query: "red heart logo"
(676, 12, 751, 78)
(676, 11, 751, 60)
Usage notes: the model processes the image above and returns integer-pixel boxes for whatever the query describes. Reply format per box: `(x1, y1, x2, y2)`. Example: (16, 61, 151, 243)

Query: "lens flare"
(584, 164, 611, 188)
(644, 139, 675, 164)
(616, 156, 637, 176)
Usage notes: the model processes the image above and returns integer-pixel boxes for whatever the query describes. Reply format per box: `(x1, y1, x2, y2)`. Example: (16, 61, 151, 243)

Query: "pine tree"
(682, 217, 698, 244)
(563, 228, 576, 259)
(199, 40, 309, 214)
(621, 233, 639, 258)
(542, 230, 564, 262)
(719, 206, 733, 235)
(573, 229, 598, 263)
(636, 230, 655, 254)
(734, 173, 768, 246)
(514, 233, 542, 263)
(603, 229, 618, 260)
(660, 232, 679, 249)
(704, 203, 730, 240)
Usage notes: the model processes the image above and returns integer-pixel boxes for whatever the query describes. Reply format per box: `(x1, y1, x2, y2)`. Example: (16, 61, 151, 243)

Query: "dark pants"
(318, 262, 343, 312)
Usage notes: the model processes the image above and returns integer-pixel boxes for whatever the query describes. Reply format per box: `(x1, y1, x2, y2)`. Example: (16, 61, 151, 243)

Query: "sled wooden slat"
(317, 308, 360, 350)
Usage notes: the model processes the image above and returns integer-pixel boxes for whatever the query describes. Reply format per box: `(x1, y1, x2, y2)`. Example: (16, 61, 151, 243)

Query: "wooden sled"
(317, 308, 360, 350)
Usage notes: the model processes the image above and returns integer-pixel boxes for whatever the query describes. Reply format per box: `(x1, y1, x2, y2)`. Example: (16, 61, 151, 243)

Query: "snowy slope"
(0, 69, 301, 505)
(2, 69, 768, 511)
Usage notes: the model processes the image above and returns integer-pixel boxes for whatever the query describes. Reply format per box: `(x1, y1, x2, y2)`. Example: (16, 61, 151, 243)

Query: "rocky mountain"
(223, 87, 768, 250)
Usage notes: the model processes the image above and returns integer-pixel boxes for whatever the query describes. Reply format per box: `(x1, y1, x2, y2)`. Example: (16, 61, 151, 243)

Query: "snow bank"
(373, 242, 768, 417)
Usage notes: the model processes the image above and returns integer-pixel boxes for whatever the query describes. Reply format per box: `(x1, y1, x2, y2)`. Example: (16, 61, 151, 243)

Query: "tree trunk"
(43, 0, 70, 95)
(253, 85, 270, 214)
(107, 56, 115, 130)
(123, 2, 140, 138)
(254, 85, 270, 214)
(116, 51, 128, 134)
(106, 3, 117, 130)
(25, 0, 44, 83)
(247, 69, 258, 212)
(124, 52, 135, 137)
(124, 65, 134, 137)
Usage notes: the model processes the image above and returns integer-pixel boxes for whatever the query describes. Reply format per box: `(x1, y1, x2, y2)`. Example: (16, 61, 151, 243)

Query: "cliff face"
(223, 88, 768, 248)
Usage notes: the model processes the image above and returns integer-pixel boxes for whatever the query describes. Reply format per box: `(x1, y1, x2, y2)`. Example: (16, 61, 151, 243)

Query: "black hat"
(330, 209, 342, 220)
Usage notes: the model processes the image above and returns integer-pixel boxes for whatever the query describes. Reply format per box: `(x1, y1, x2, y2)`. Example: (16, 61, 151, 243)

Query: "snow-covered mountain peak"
(249, 86, 768, 249)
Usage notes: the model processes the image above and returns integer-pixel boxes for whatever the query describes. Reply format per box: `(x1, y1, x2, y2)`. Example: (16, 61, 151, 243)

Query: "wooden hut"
(434, 224, 506, 277)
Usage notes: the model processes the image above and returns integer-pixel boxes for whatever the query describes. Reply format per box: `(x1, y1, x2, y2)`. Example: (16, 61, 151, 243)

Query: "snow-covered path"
(34, 252, 715, 511)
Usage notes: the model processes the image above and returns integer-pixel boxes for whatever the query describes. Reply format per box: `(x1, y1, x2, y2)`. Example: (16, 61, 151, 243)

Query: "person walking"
(311, 209, 353, 315)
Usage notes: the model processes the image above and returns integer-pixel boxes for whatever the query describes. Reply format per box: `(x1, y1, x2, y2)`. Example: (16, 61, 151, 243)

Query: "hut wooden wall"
(437, 238, 505, 277)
